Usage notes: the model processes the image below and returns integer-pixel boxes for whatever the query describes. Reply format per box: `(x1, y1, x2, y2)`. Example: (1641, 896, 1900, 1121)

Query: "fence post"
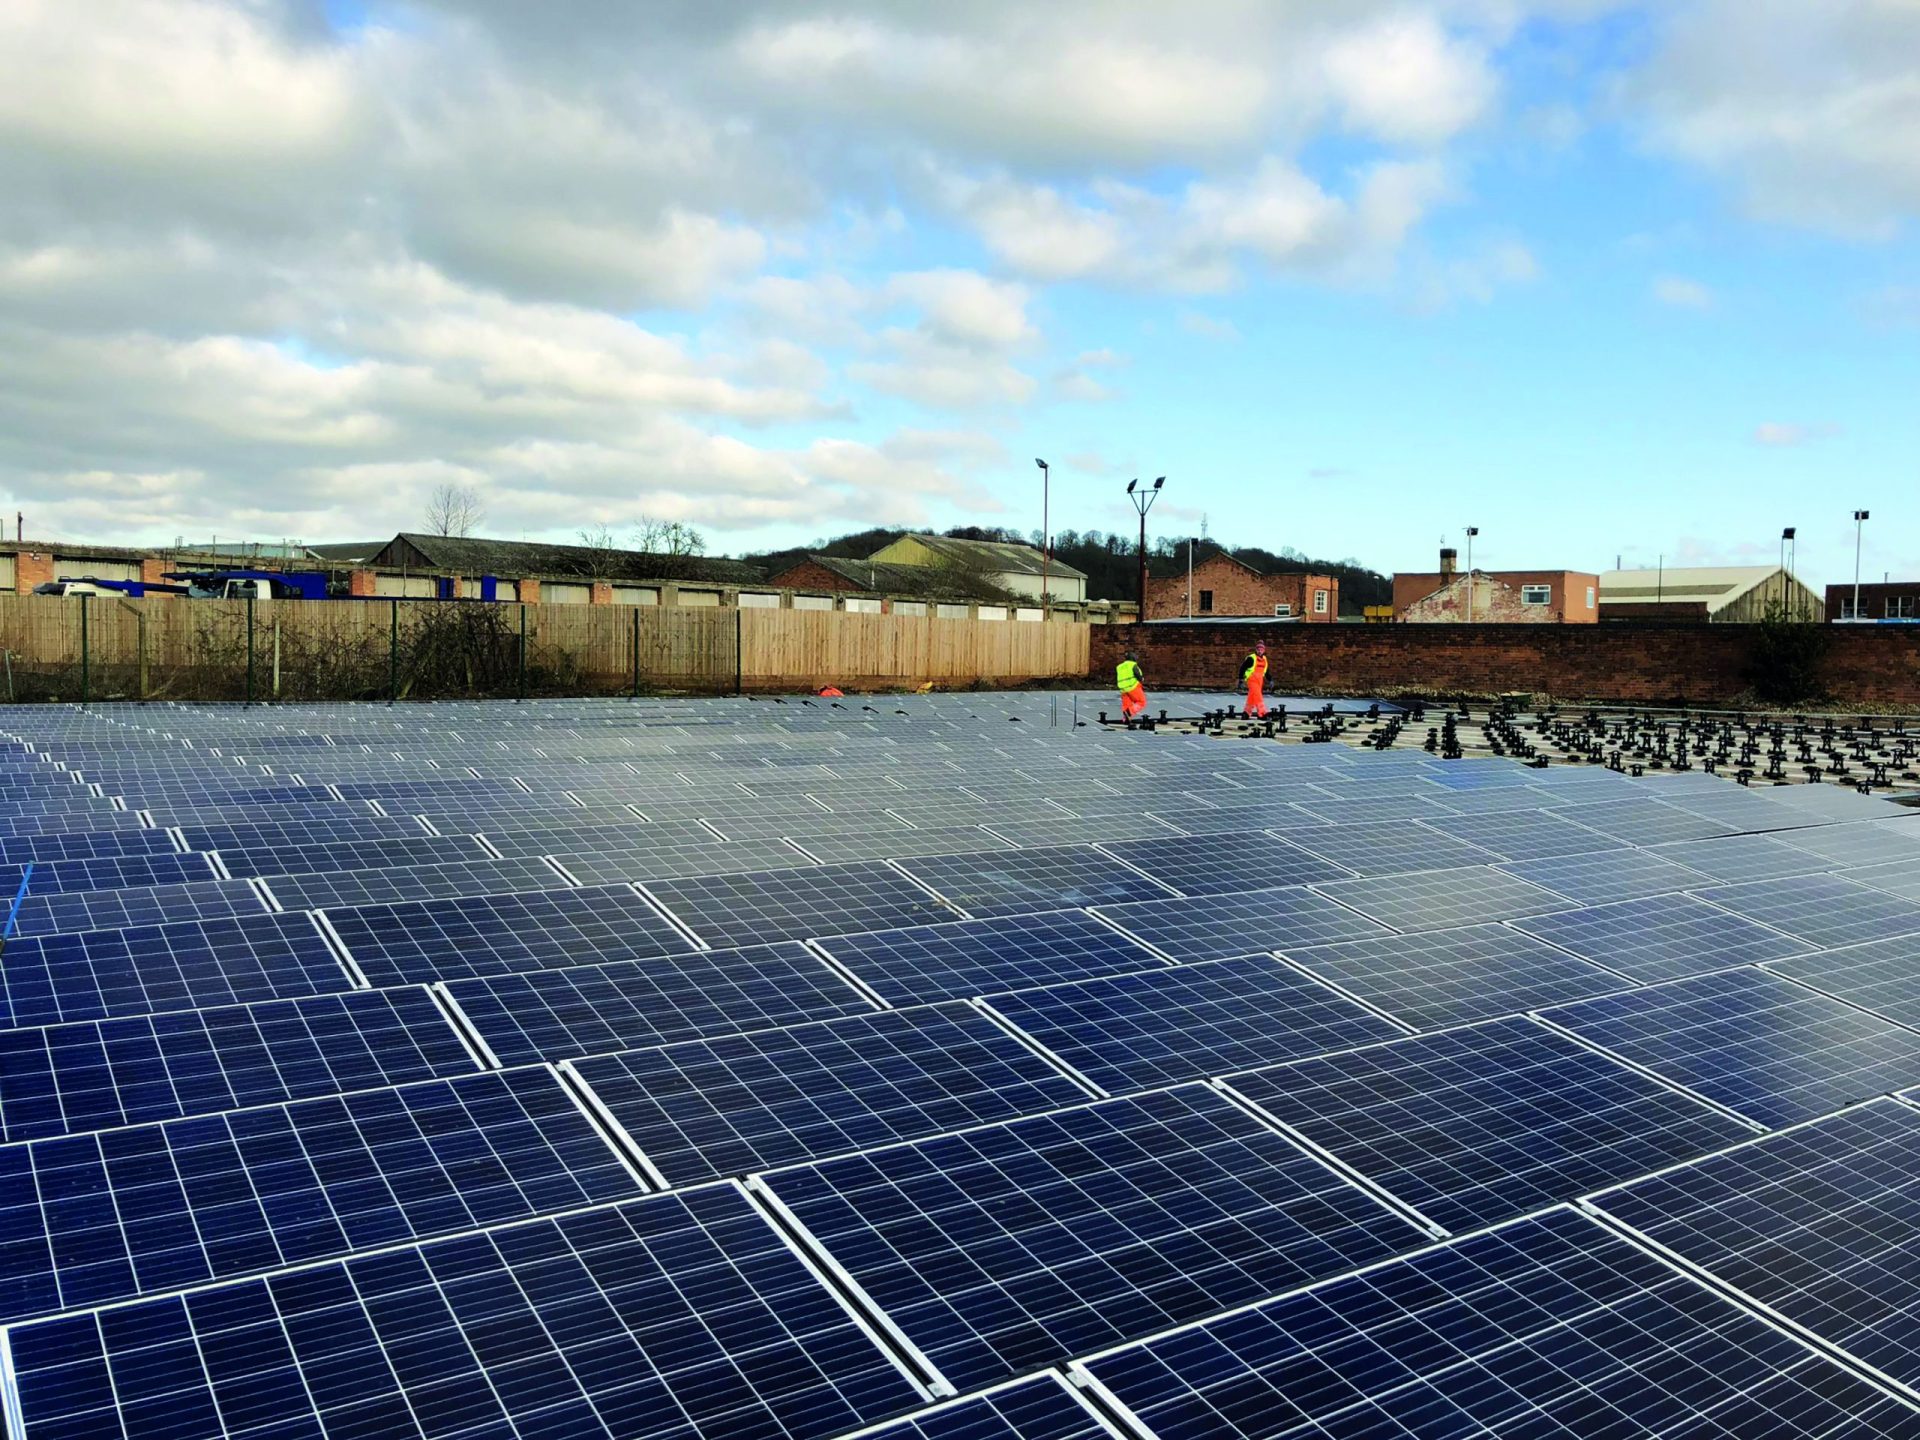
(517, 604, 527, 702)
(78, 594, 89, 707)
(137, 607, 148, 702)
(245, 593, 256, 707)
(389, 600, 399, 706)
(272, 617, 281, 699)
(631, 607, 640, 699)
(735, 607, 743, 697)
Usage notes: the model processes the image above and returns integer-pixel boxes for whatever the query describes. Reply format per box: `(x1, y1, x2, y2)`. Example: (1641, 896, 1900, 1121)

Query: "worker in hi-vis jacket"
(1239, 640, 1269, 717)
(1116, 650, 1148, 718)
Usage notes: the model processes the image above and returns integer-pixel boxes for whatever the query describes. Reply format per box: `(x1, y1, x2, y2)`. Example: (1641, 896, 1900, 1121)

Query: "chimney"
(1439, 546, 1457, 581)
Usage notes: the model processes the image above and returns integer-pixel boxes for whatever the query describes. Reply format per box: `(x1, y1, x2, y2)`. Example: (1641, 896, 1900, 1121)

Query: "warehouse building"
(1599, 566, 1822, 622)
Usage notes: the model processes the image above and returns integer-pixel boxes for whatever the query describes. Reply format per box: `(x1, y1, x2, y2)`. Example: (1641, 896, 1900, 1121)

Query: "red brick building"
(1143, 547, 1336, 622)
(1825, 580, 1920, 623)
(1394, 548, 1598, 623)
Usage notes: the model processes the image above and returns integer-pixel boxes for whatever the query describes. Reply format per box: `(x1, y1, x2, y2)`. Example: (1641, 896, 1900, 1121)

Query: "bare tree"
(577, 524, 622, 578)
(633, 516, 706, 556)
(424, 483, 484, 537)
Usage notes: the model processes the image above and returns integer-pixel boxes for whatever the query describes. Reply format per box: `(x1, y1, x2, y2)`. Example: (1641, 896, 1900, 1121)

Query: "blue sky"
(1, 1, 1914, 590)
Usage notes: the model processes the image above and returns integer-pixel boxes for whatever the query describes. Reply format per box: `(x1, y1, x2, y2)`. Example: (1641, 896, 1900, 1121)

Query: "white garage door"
(374, 574, 436, 597)
(543, 583, 590, 605)
(612, 586, 659, 606)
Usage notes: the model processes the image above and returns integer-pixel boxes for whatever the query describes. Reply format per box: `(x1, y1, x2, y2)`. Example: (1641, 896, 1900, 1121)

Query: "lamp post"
(1780, 526, 1796, 615)
(1853, 510, 1870, 621)
(1128, 477, 1165, 619)
(1464, 526, 1479, 623)
(1034, 458, 1050, 614)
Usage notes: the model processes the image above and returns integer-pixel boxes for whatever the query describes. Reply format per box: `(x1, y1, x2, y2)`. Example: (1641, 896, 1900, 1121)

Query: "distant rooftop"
(887, 533, 1088, 580)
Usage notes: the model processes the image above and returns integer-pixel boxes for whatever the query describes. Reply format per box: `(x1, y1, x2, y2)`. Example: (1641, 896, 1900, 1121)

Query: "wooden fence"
(0, 595, 1090, 701)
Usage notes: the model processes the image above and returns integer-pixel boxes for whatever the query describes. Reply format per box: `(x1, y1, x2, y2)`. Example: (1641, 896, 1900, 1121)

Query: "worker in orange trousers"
(1240, 640, 1269, 717)
(1116, 651, 1148, 719)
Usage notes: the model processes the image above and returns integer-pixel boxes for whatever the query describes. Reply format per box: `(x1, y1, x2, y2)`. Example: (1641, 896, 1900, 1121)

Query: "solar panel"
(544, 837, 814, 886)
(1146, 803, 1331, 836)
(172, 816, 437, 850)
(1285, 794, 1453, 825)
(1589, 1098, 1920, 1398)
(2, 852, 215, 895)
(1091, 886, 1392, 962)
(1282, 924, 1624, 1032)
(1279, 820, 1501, 877)
(1310, 865, 1568, 932)
(436, 940, 876, 1065)
(1776, 819, 1920, 868)
(758, 1085, 1423, 1394)
(1554, 798, 1742, 845)
(0, 1183, 928, 1440)
(0, 987, 478, 1144)
(479, 817, 729, 857)
(1072, 1206, 1914, 1440)
(1408, 808, 1625, 860)
(256, 856, 569, 912)
(1541, 966, 1920, 1128)
(1843, 859, 1920, 903)
(896, 845, 1174, 917)
(1499, 846, 1714, 906)
(1512, 892, 1806, 984)
(1693, 874, 1920, 950)
(1096, 833, 1350, 896)
(646, 863, 958, 947)
(0, 1066, 644, 1324)
(566, 1002, 1090, 1186)
(0, 912, 355, 1028)
(981, 954, 1404, 1094)
(1223, 1015, 1753, 1235)
(839, 1373, 1124, 1440)
(210, 834, 490, 878)
(5, 878, 269, 940)
(1767, 935, 1920, 1031)
(0, 828, 183, 865)
(812, 911, 1168, 1006)
(1645, 831, 1830, 884)
(319, 883, 696, 987)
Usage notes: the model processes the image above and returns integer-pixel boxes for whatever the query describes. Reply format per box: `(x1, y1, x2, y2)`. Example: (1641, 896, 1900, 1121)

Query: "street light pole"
(1780, 526, 1795, 615)
(1034, 459, 1050, 615)
(1464, 526, 1479, 623)
(1127, 477, 1165, 620)
(1853, 510, 1870, 621)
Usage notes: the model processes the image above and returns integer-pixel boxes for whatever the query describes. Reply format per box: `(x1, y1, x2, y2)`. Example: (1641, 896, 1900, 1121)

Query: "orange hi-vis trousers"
(1120, 684, 1148, 718)
(1245, 676, 1266, 717)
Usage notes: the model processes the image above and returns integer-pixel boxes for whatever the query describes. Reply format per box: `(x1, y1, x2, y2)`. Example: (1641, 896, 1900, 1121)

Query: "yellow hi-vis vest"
(1246, 653, 1268, 681)
(1116, 659, 1142, 693)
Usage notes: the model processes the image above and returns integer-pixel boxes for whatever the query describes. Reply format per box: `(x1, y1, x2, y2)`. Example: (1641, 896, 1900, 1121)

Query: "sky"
(1, 1, 1916, 591)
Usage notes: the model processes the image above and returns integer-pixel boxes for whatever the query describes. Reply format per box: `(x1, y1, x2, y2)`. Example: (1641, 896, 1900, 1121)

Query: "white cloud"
(885, 270, 1036, 350)
(1753, 421, 1838, 448)
(1178, 310, 1242, 341)
(1321, 11, 1496, 145)
(1652, 274, 1714, 310)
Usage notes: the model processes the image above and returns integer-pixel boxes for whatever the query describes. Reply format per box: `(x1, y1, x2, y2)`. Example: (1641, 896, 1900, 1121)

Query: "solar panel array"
(1, 691, 1918, 1437)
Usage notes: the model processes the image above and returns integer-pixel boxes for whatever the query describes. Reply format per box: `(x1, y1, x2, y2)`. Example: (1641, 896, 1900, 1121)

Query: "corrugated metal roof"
(887, 534, 1088, 580)
(1599, 566, 1787, 611)
(375, 533, 765, 585)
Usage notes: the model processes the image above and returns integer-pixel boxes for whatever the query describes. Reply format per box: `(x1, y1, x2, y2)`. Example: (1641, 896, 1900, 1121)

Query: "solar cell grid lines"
(1542, 966, 1920, 1129)
(0, 987, 479, 1144)
(3, 852, 215, 896)
(256, 855, 570, 911)
(1645, 831, 1831, 884)
(0, 912, 355, 1028)
(1278, 820, 1502, 877)
(796, 825, 1011, 863)
(209, 833, 490, 878)
(436, 939, 877, 1065)
(812, 911, 1168, 1007)
(647, 862, 960, 948)
(1310, 865, 1568, 933)
(565, 1002, 1091, 1186)
(759, 1085, 1425, 1394)
(1073, 1206, 1916, 1440)
(1694, 874, 1920, 950)
(1767, 936, 1920, 1031)
(1844, 859, 1920, 903)
(319, 882, 696, 987)
(896, 845, 1176, 917)
(5, 878, 269, 941)
(478, 816, 732, 856)
(982, 954, 1405, 1093)
(838, 1373, 1123, 1440)
(1512, 891, 1806, 985)
(1498, 845, 1715, 906)
(1550, 797, 1743, 846)
(0, 1183, 928, 1440)
(546, 837, 814, 886)
(0, 1066, 644, 1324)
(1092, 886, 1392, 963)
(1222, 1016, 1754, 1235)
(1281, 924, 1625, 1033)
(1589, 1098, 1920, 1397)
(0, 828, 185, 865)
(1096, 832, 1350, 896)
(1776, 818, 1920, 867)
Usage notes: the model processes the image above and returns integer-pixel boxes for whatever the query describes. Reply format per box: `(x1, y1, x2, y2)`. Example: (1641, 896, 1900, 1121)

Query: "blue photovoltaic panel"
(1776, 819, 1920, 868)
(1224, 1016, 1752, 1234)
(0, 829, 184, 865)
(172, 816, 435, 851)
(1309, 865, 1568, 932)
(814, 912, 1167, 1006)
(763, 1086, 1421, 1393)
(1092, 886, 1392, 962)
(1646, 832, 1827, 885)
(0, 1183, 926, 1440)
(568, 1002, 1089, 1185)
(1075, 1206, 1914, 1440)
(0, 912, 354, 1028)
(211, 834, 489, 878)
(844, 1374, 1120, 1440)
(1590, 1098, 1920, 1394)
(479, 817, 727, 857)
(1768, 935, 1920, 1030)
(1691, 874, 1920, 950)
(1282, 924, 1624, 1033)
(647, 862, 958, 947)
(1541, 966, 1920, 1128)
(439, 940, 875, 1065)
(983, 954, 1404, 1093)
(548, 838, 816, 886)
(1095, 833, 1350, 896)
(1280, 820, 1501, 876)
(0, 1067, 642, 1324)
(895, 845, 1172, 917)
(1408, 809, 1625, 861)
(0, 987, 478, 1144)
(320, 883, 696, 986)
(1512, 892, 1806, 984)
(1552, 798, 1742, 845)
(2, 853, 215, 896)
(257, 856, 568, 912)
(5, 879, 268, 941)
(1498, 847, 1714, 906)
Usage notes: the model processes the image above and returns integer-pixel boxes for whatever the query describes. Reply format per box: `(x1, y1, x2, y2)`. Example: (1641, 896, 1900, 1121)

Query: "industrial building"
(864, 534, 1088, 603)
(1599, 566, 1823, 622)
(1143, 546, 1337, 621)
(1827, 580, 1920, 623)
(1393, 548, 1598, 623)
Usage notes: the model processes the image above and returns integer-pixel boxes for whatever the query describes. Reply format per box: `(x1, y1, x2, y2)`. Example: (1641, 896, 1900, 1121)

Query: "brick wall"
(1144, 554, 1336, 621)
(1827, 581, 1920, 622)
(13, 550, 53, 594)
(1092, 622, 1920, 707)
(1396, 569, 1598, 622)
(768, 560, 857, 592)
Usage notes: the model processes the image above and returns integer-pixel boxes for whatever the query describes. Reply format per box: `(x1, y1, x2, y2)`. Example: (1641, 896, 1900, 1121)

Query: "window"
(1891, 596, 1916, 619)
(1199, 589, 1214, 612)
(1586, 586, 1596, 609)
(1839, 597, 1864, 620)
(1274, 603, 1292, 617)
(1312, 590, 1328, 614)
(1521, 584, 1551, 606)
